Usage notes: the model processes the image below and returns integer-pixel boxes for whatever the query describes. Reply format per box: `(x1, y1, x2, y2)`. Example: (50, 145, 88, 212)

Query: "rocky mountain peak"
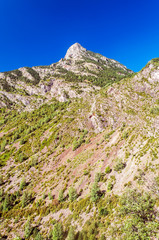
(64, 42, 87, 60)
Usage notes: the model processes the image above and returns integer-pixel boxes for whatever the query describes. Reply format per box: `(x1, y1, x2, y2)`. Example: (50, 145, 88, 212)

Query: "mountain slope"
(1, 47, 159, 239)
(0, 43, 133, 110)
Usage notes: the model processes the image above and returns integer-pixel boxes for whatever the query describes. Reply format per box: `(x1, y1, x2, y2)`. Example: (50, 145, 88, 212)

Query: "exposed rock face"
(65, 42, 87, 60)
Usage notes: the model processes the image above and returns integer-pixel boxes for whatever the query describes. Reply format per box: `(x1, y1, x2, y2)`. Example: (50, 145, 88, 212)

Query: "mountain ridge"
(0, 43, 133, 111)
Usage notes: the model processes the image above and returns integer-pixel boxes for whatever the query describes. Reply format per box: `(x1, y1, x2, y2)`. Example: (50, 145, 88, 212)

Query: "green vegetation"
(58, 189, 64, 202)
(105, 166, 111, 174)
(114, 159, 126, 172)
(119, 189, 158, 239)
(25, 217, 33, 238)
(52, 223, 63, 240)
(68, 187, 77, 202)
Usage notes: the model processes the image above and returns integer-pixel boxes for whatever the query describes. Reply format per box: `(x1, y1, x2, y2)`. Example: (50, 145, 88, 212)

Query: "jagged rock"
(65, 42, 87, 60)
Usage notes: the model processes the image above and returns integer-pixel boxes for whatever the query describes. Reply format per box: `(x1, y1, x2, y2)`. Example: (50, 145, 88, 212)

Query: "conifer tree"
(66, 226, 75, 240)
(25, 217, 32, 238)
(3, 194, 10, 211)
(52, 223, 63, 240)
(35, 232, 43, 240)
(58, 189, 64, 202)
(68, 187, 77, 202)
(90, 181, 100, 202)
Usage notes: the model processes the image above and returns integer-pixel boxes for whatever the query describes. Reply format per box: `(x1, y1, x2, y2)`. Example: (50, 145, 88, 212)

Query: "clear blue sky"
(0, 0, 159, 72)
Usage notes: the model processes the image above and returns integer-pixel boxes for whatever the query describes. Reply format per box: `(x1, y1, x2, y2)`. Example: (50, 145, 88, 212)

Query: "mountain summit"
(64, 43, 87, 59)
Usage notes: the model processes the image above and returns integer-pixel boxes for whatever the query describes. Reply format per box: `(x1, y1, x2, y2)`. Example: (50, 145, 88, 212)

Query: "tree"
(52, 223, 63, 240)
(20, 177, 26, 190)
(66, 226, 75, 240)
(25, 217, 32, 238)
(95, 172, 101, 182)
(68, 187, 77, 202)
(35, 232, 43, 240)
(119, 189, 158, 239)
(3, 194, 10, 211)
(120, 189, 155, 221)
(90, 181, 100, 202)
(58, 189, 64, 202)
(0, 175, 3, 185)
(21, 191, 32, 208)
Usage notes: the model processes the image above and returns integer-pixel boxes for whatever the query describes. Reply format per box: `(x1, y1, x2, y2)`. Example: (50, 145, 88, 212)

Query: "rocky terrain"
(1, 44, 159, 240)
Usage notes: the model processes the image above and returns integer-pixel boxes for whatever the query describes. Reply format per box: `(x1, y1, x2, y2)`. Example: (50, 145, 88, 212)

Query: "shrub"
(105, 166, 111, 174)
(99, 207, 108, 216)
(19, 153, 27, 163)
(21, 191, 33, 208)
(58, 189, 64, 202)
(0, 175, 3, 185)
(68, 187, 77, 202)
(107, 182, 113, 191)
(20, 177, 26, 190)
(114, 159, 126, 172)
(91, 181, 100, 202)
(48, 192, 53, 200)
(122, 131, 129, 139)
(95, 172, 101, 182)
(0, 140, 6, 152)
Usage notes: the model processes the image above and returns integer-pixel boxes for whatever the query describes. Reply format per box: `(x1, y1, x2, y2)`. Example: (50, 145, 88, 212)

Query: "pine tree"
(58, 189, 64, 202)
(35, 232, 43, 240)
(52, 223, 63, 240)
(68, 187, 77, 202)
(3, 194, 10, 211)
(90, 181, 100, 202)
(21, 191, 27, 208)
(20, 177, 26, 190)
(77, 232, 83, 240)
(0, 175, 3, 185)
(66, 226, 75, 240)
(25, 217, 32, 238)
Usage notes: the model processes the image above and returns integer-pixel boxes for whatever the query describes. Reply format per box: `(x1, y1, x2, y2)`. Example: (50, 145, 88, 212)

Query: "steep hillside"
(1, 47, 159, 240)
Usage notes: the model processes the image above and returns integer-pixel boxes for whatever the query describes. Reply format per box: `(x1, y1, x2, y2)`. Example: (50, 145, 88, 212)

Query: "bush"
(90, 181, 100, 202)
(58, 189, 64, 202)
(20, 177, 26, 190)
(95, 172, 101, 182)
(0, 175, 3, 185)
(99, 207, 108, 216)
(68, 187, 77, 202)
(19, 153, 27, 163)
(105, 166, 111, 174)
(114, 159, 126, 172)
(107, 182, 113, 191)
(0, 140, 6, 152)
(21, 191, 33, 208)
